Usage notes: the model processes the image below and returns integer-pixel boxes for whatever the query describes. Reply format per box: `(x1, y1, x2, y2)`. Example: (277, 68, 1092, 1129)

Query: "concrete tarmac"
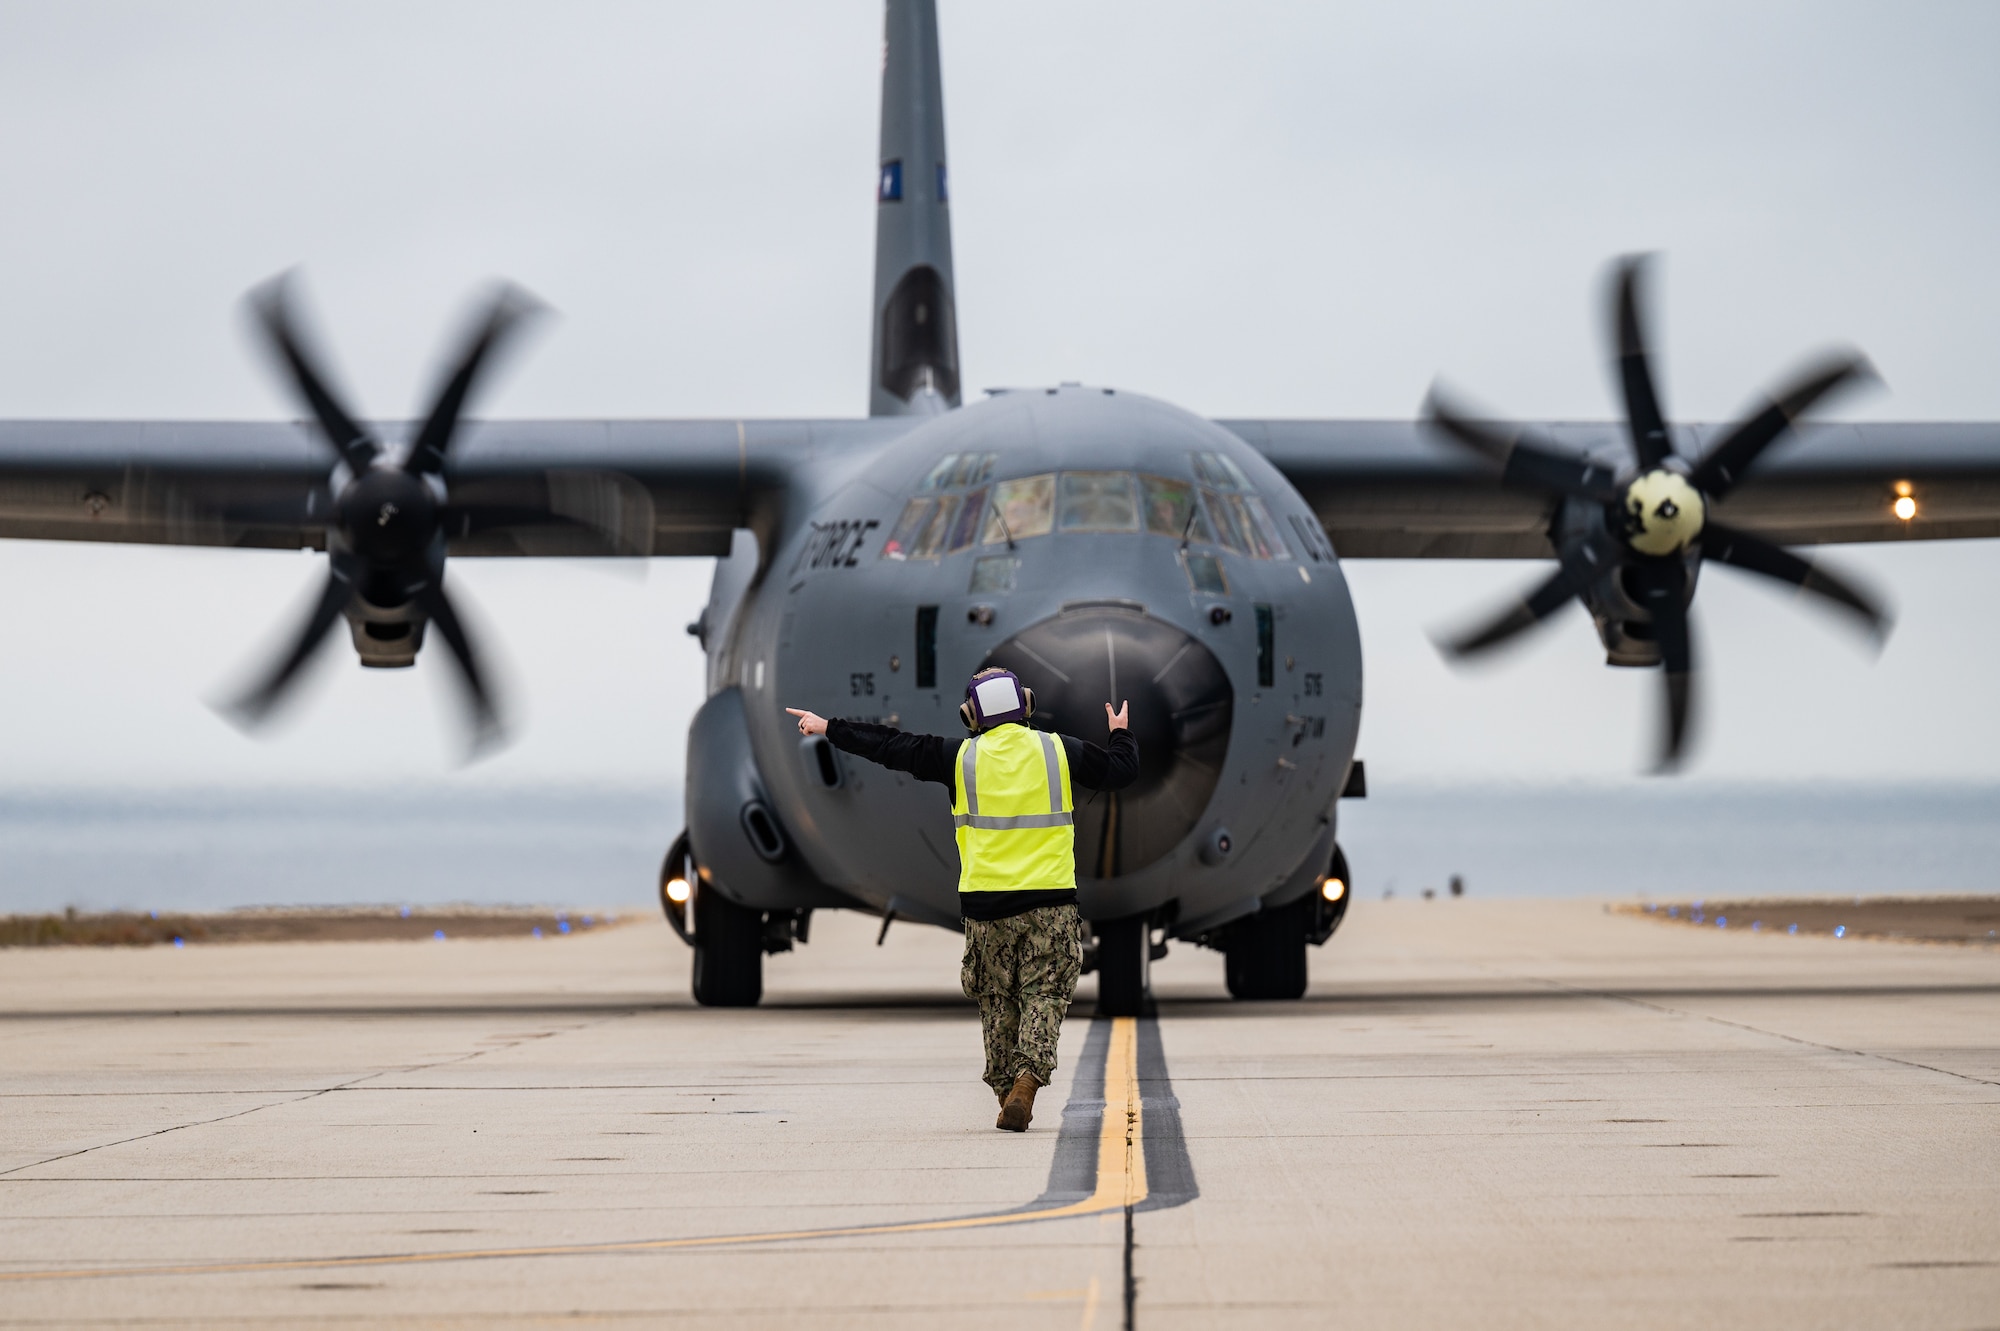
(1, 898, 1996, 1328)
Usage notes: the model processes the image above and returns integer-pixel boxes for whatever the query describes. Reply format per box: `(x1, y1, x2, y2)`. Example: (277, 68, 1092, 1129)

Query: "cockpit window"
(1192, 451, 1252, 492)
(1181, 550, 1228, 595)
(1141, 474, 1208, 541)
(1058, 471, 1140, 532)
(920, 456, 956, 490)
(1200, 487, 1249, 555)
(1240, 494, 1292, 560)
(981, 474, 1056, 544)
(911, 496, 957, 558)
(1212, 492, 1291, 560)
(881, 496, 934, 560)
(948, 485, 989, 552)
(922, 451, 997, 490)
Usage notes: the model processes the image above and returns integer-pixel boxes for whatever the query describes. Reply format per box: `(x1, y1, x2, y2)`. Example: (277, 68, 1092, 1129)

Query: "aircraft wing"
(0, 418, 908, 557)
(1225, 418, 2000, 558)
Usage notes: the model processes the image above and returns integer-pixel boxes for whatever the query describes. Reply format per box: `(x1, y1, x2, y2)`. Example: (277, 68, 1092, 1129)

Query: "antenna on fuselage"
(869, 0, 961, 418)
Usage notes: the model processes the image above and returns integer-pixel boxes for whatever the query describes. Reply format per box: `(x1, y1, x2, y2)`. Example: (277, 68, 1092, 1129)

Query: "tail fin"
(869, 0, 960, 417)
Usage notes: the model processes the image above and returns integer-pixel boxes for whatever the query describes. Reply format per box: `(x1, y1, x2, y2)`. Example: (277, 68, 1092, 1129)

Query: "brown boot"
(997, 1073, 1038, 1132)
(993, 1084, 1008, 1126)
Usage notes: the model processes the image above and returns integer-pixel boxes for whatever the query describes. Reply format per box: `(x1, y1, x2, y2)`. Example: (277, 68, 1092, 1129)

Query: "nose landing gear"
(1092, 913, 1152, 1016)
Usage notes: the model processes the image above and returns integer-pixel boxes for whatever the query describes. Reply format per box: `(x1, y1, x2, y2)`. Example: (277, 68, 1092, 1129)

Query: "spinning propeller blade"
(224, 273, 545, 755)
(1424, 255, 1887, 770)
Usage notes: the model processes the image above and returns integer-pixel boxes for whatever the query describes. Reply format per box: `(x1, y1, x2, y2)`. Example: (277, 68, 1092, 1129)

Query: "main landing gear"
(691, 888, 765, 1007)
(1221, 844, 1352, 1001)
(1224, 895, 1311, 1000)
(660, 832, 787, 1009)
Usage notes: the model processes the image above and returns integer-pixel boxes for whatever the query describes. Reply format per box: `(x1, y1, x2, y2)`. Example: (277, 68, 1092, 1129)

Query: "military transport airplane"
(1, 1, 1996, 1014)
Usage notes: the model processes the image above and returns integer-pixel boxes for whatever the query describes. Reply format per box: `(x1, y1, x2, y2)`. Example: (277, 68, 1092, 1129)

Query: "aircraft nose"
(980, 606, 1232, 879)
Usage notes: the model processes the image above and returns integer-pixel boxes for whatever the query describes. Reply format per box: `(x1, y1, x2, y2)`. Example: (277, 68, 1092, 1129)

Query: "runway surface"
(2, 899, 1996, 1328)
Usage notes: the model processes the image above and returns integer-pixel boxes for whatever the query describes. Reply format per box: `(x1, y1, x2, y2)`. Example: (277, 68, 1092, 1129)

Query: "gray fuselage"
(691, 385, 1363, 937)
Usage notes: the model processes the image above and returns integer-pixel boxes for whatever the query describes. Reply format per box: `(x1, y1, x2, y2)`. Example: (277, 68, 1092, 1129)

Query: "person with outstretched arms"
(787, 667, 1138, 1131)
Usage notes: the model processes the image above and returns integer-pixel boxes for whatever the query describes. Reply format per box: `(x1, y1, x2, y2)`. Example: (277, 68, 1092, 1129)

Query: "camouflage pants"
(961, 904, 1084, 1092)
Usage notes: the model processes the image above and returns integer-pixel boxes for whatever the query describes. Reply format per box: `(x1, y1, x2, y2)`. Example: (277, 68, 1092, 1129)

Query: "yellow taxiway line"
(0, 1016, 1148, 1284)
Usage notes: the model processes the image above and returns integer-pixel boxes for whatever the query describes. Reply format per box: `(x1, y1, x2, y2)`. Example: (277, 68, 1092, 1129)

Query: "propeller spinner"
(226, 274, 542, 755)
(1425, 255, 1889, 771)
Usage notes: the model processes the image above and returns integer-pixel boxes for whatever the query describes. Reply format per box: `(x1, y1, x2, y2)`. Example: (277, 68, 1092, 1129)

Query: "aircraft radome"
(0, 1, 1995, 1013)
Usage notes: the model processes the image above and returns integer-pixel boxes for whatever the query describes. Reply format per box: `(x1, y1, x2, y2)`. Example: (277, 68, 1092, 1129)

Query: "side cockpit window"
(882, 496, 933, 560)
(1191, 452, 1291, 560)
(1192, 450, 1252, 493)
(921, 451, 997, 490)
(888, 453, 1002, 559)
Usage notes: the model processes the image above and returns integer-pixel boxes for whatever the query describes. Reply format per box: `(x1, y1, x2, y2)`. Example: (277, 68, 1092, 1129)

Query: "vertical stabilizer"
(869, 0, 960, 417)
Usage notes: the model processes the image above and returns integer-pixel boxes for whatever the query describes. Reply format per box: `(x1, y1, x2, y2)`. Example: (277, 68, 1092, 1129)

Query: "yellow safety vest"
(951, 724, 1076, 895)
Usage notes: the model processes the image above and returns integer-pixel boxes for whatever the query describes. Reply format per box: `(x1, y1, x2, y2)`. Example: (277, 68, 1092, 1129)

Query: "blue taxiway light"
(399, 905, 412, 918)
(1717, 917, 1727, 928)
(1789, 924, 1799, 935)
(433, 929, 446, 941)
(558, 920, 571, 934)
(1834, 926, 1847, 938)
(172, 937, 184, 948)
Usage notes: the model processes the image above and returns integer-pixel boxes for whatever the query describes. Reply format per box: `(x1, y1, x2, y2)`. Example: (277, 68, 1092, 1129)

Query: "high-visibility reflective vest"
(951, 724, 1076, 895)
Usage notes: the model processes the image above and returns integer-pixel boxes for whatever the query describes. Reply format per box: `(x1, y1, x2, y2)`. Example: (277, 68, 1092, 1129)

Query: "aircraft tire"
(1224, 896, 1310, 1001)
(1095, 914, 1149, 1017)
(691, 888, 763, 1007)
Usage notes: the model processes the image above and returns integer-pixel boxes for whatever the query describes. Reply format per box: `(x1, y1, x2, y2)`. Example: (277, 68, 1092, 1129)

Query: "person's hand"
(1105, 701, 1129, 732)
(787, 708, 828, 737)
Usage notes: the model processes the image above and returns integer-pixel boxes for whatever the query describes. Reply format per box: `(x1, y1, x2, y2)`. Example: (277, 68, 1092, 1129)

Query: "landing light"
(1893, 495, 1917, 521)
(1321, 877, 1346, 903)
(665, 877, 692, 905)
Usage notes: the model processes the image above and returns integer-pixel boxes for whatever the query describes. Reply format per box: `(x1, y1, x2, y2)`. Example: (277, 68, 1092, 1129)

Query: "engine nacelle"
(1552, 496, 1701, 668)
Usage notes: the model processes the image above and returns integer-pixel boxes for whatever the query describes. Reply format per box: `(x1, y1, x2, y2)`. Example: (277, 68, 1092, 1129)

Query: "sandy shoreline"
(0, 905, 638, 947)
(1624, 894, 2000, 944)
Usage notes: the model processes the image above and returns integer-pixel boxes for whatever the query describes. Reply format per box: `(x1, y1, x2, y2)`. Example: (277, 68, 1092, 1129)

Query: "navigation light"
(666, 877, 692, 905)
(1321, 877, 1346, 903)
(1894, 482, 1917, 521)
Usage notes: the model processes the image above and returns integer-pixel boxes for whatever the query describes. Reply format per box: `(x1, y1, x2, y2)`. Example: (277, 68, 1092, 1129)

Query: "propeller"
(226, 273, 542, 755)
(1425, 255, 1888, 771)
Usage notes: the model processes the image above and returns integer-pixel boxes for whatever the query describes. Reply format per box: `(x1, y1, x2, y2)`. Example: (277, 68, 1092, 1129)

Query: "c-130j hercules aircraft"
(3, 2, 1998, 1013)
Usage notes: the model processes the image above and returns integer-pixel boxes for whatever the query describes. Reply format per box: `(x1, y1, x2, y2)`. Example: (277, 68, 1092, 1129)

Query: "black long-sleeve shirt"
(826, 719, 1139, 920)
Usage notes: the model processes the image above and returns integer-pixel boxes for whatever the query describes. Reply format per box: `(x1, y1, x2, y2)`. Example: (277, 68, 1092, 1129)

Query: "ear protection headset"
(959, 667, 1036, 732)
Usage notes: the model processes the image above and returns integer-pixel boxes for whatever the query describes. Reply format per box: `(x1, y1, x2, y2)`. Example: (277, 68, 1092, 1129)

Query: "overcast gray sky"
(0, 0, 1996, 789)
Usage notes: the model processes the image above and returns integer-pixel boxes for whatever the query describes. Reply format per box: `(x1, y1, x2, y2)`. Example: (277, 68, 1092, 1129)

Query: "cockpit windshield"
(882, 451, 1293, 563)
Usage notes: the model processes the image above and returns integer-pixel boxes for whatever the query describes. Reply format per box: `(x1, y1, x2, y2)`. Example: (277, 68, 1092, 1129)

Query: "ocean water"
(0, 785, 682, 915)
(1337, 783, 2000, 901)
(0, 782, 1993, 916)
